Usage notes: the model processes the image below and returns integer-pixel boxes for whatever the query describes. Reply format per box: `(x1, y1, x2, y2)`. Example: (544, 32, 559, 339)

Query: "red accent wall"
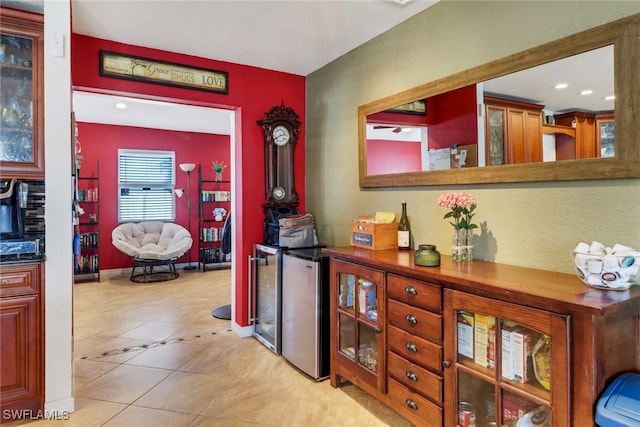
(366, 140, 421, 174)
(75, 123, 229, 270)
(428, 85, 478, 149)
(72, 34, 306, 328)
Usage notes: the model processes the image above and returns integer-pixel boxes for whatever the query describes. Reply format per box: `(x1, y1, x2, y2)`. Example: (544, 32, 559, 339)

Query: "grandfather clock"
(257, 101, 301, 209)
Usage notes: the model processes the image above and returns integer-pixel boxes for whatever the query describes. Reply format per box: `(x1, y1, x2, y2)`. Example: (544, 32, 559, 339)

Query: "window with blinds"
(118, 149, 176, 222)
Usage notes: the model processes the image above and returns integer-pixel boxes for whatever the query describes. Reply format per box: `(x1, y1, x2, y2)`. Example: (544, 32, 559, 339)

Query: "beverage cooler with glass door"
(251, 244, 282, 353)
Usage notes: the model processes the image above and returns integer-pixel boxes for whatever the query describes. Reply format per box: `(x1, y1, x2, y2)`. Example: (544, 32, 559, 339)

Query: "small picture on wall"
(384, 99, 427, 116)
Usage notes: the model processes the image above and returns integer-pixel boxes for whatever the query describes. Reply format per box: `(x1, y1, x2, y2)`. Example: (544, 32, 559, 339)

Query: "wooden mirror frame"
(358, 14, 640, 188)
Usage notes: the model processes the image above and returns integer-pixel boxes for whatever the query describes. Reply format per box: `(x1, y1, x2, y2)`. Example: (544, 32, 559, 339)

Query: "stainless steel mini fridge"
(281, 248, 330, 380)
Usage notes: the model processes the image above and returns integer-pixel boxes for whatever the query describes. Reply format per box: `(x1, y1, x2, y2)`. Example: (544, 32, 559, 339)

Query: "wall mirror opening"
(359, 14, 640, 187)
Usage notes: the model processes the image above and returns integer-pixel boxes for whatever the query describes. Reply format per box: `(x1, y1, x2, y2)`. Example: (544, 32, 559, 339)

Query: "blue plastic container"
(596, 373, 640, 426)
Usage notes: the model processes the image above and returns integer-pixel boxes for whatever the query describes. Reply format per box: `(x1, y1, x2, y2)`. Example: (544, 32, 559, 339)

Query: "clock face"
(272, 186, 286, 200)
(273, 125, 290, 146)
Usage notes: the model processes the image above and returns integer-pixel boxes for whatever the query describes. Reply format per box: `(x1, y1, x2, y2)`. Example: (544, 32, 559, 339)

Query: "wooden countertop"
(322, 247, 640, 316)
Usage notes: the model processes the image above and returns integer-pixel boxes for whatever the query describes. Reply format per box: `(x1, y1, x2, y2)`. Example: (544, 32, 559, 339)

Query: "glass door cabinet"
(330, 259, 385, 394)
(0, 8, 44, 178)
(444, 290, 570, 427)
(597, 114, 615, 158)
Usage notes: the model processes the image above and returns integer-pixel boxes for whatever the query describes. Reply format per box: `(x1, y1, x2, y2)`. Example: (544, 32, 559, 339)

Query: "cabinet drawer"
(388, 325, 442, 372)
(388, 298, 442, 342)
(387, 377, 442, 426)
(388, 351, 442, 402)
(387, 274, 441, 311)
(0, 263, 40, 297)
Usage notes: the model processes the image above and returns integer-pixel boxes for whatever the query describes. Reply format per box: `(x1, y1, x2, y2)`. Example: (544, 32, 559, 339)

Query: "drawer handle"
(405, 342, 418, 353)
(1, 279, 8, 285)
(404, 286, 417, 295)
(405, 314, 417, 324)
(405, 399, 418, 411)
(405, 370, 418, 382)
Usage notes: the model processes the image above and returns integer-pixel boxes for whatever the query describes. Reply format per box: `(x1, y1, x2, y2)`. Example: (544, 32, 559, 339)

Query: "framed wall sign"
(99, 50, 228, 94)
(384, 99, 427, 115)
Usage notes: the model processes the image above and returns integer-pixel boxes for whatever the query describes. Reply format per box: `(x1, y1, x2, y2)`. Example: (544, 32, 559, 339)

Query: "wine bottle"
(398, 201, 411, 250)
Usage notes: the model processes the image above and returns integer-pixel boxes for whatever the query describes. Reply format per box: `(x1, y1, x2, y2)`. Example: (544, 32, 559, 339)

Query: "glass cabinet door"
(337, 272, 379, 372)
(332, 259, 385, 392)
(0, 12, 44, 177)
(485, 105, 507, 166)
(598, 118, 615, 158)
(445, 290, 569, 427)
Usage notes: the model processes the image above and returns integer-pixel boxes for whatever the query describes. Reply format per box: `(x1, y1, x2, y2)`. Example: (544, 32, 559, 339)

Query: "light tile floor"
(7, 269, 413, 427)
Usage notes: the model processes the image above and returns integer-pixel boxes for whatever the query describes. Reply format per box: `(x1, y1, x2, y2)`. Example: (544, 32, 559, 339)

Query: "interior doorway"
(71, 88, 237, 317)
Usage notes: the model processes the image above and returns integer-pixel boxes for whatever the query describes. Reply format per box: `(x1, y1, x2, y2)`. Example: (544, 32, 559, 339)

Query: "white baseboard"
(44, 396, 75, 417)
(233, 323, 254, 338)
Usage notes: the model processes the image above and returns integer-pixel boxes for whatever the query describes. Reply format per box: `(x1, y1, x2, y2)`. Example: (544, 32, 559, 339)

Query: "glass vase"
(452, 229, 474, 262)
(414, 244, 440, 267)
(215, 171, 223, 181)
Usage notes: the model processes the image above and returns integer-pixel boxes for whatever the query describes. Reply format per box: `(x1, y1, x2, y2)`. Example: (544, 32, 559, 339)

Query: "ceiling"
(10, 1, 615, 135)
(71, 0, 438, 77)
(65, 0, 439, 134)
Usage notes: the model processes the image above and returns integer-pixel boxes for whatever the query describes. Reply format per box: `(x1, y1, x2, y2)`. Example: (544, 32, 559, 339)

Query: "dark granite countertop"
(0, 254, 46, 265)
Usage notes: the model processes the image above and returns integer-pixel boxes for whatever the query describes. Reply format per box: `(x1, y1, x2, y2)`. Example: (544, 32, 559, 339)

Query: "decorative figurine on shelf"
(212, 160, 227, 181)
(213, 207, 227, 222)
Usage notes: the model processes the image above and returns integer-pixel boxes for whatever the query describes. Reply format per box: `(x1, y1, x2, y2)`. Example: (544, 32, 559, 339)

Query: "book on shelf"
(201, 190, 231, 202)
(77, 188, 98, 202)
(201, 227, 221, 242)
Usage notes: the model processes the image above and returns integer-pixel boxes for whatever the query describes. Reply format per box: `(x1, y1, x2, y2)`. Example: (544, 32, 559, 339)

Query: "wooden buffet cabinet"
(324, 247, 640, 426)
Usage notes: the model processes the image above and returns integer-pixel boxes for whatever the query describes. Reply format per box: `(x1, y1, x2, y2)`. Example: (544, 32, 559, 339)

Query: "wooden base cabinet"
(324, 247, 640, 427)
(0, 263, 44, 423)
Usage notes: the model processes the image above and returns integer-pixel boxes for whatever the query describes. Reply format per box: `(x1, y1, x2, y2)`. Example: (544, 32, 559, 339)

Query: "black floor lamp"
(179, 163, 197, 270)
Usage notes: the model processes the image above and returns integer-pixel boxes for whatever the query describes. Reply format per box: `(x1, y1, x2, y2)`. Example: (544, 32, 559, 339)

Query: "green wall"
(306, 1, 640, 273)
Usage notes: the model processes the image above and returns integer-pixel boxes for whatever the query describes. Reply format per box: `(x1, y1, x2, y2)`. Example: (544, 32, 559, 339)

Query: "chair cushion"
(112, 221, 193, 260)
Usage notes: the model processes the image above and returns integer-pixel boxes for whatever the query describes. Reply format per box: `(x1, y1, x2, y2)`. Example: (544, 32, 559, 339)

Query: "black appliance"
(0, 179, 28, 239)
(0, 179, 44, 262)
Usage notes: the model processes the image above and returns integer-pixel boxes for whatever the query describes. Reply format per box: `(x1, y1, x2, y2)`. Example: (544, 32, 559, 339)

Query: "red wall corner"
(72, 34, 306, 328)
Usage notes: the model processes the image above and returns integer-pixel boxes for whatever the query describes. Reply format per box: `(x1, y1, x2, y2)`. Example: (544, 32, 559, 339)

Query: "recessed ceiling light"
(389, 0, 413, 5)
(605, 95, 615, 101)
(115, 102, 127, 110)
(580, 89, 593, 96)
(554, 83, 568, 90)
